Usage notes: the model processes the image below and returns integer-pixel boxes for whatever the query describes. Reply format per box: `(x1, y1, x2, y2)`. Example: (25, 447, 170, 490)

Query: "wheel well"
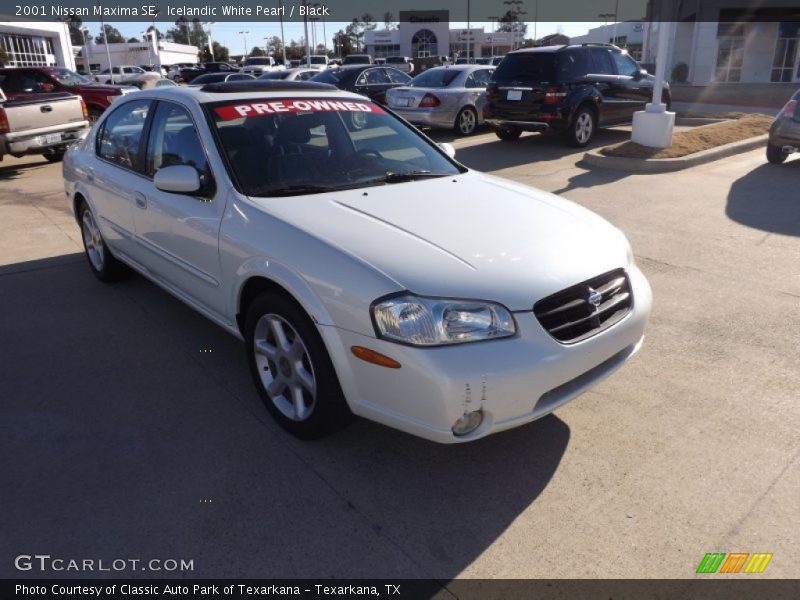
(73, 192, 86, 225)
(576, 100, 599, 121)
(236, 276, 308, 336)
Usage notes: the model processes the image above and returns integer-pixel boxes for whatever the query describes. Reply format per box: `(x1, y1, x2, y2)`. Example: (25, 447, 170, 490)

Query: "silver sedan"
(386, 65, 495, 135)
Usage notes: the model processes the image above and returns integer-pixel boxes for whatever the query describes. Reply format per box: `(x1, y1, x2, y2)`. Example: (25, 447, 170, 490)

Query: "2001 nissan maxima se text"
(63, 80, 651, 443)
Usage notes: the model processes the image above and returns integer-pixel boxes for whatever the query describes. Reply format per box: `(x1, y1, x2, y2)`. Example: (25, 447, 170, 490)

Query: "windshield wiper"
(363, 170, 451, 185)
(264, 184, 339, 197)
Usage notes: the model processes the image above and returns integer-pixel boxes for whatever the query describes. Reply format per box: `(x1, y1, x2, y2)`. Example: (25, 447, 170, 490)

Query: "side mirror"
(439, 142, 456, 159)
(153, 165, 201, 194)
(634, 69, 647, 80)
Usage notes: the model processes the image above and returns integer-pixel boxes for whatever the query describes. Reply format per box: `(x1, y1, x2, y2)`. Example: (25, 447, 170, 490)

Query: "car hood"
(251, 171, 629, 310)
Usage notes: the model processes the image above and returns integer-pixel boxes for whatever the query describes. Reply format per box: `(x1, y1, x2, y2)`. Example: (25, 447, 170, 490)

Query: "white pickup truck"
(239, 56, 285, 77)
(0, 88, 90, 162)
(94, 65, 162, 88)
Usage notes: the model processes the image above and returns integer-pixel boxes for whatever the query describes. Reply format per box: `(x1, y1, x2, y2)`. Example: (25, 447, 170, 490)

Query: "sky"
(108, 21, 599, 55)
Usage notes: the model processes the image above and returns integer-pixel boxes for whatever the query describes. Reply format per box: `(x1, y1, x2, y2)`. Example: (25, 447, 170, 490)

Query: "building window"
(715, 23, 745, 82)
(0, 33, 56, 67)
(771, 22, 799, 82)
(412, 29, 437, 58)
(372, 44, 400, 59)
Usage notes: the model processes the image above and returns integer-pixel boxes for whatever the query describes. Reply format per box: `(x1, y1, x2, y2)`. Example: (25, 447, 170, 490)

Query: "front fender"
(231, 256, 337, 330)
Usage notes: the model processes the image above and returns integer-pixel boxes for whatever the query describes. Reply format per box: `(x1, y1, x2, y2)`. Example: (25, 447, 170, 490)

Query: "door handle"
(133, 192, 147, 209)
(85, 167, 94, 182)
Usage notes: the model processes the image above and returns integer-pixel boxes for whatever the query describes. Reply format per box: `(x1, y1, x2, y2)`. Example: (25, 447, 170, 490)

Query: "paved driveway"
(1, 134, 798, 580)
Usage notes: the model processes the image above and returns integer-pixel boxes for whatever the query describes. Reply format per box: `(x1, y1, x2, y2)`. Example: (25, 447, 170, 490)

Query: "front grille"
(533, 269, 632, 343)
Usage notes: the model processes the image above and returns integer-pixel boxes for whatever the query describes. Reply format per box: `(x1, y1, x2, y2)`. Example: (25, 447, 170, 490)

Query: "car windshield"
(492, 53, 557, 81)
(409, 68, 460, 88)
(51, 68, 92, 86)
(209, 97, 462, 197)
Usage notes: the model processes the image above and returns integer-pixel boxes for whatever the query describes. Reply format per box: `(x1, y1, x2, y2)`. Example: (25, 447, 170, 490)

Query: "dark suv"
(483, 44, 671, 146)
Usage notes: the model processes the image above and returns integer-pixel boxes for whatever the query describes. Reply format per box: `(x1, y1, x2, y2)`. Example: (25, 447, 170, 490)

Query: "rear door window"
(589, 49, 615, 75)
(558, 51, 592, 81)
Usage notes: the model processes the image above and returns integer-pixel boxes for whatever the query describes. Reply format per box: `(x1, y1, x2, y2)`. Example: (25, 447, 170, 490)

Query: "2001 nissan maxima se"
(63, 80, 651, 443)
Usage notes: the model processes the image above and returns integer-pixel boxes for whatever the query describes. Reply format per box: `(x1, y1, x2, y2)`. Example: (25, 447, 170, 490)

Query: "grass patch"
(601, 113, 773, 159)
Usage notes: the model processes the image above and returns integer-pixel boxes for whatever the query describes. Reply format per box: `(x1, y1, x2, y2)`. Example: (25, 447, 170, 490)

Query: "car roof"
(510, 43, 621, 55)
(419, 64, 493, 73)
(118, 80, 368, 105)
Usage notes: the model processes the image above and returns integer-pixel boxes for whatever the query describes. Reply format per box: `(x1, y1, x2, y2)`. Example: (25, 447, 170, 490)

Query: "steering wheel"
(342, 148, 383, 181)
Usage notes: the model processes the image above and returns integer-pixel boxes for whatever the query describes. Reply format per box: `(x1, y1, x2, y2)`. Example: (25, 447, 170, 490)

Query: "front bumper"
(320, 266, 652, 443)
(393, 107, 458, 129)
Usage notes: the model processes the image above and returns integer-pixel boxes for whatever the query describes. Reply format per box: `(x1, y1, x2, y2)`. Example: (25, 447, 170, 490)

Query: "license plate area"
(395, 97, 411, 107)
(507, 90, 523, 101)
(36, 133, 63, 146)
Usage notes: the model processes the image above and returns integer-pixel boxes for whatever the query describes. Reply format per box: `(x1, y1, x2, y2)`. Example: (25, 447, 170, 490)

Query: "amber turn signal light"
(350, 346, 401, 369)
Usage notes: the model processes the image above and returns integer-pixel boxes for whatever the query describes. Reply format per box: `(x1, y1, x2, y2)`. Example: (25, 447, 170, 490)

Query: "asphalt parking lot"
(1, 129, 798, 580)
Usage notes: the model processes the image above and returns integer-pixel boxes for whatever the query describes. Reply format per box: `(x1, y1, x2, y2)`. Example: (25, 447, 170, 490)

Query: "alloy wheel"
(575, 112, 593, 145)
(253, 314, 317, 422)
(458, 109, 476, 135)
(81, 210, 104, 271)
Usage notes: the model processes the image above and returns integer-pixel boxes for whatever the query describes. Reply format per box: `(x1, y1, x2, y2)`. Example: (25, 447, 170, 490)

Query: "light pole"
(203, 22, 215, 61)
(79, 26, 92, 72)
(303, 1, 311, 66)
(278, 0, 287, 65)
(95, 1, 114, 83)
(239, 30, 249, 57)
(151, 9, 160, 66)
(466, 0, 470, 63)
(141, 31, 153, 65)
(488, 16, 498, 57)
(321, 8, 327, 55)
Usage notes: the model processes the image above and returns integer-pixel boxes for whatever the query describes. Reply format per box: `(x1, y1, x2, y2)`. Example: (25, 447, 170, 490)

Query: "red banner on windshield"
(214, 99, 384, 120)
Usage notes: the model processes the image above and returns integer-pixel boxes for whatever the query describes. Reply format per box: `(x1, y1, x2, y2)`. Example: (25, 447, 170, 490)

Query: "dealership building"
(0, 21, 76, 70)
(365, 10, 524, 59)
(78, 37, 199, 72)
(646, 0, 800, 85)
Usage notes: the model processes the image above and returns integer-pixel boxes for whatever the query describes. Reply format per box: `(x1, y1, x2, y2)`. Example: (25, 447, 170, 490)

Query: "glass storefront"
(0, 33, 56, 67)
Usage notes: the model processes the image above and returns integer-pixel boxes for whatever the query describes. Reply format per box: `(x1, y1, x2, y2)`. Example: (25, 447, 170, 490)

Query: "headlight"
(372, 294, 516, 346)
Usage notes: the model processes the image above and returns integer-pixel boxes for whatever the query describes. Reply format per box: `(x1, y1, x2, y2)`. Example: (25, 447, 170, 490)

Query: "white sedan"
(63, 81, 651, 443)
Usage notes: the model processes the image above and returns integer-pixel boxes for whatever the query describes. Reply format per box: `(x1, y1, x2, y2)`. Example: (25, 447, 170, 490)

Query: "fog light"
(452, 410, 484, 437)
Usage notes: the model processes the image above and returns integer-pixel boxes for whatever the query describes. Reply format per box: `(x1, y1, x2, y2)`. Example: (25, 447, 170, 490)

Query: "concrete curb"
(581, 134, 769, 173)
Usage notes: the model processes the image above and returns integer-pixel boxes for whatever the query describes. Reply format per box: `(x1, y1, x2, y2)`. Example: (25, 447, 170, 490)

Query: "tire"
(88, 107, 104, 123)
(495, 126, 522, 141)
(78, 201, 128, 282)
(245, 292, 353, 440)
(454, 106, 478, 136)
(43, 151, 65, 163)
(566, 107, 596, 147)
(766, 142, 788, 164)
